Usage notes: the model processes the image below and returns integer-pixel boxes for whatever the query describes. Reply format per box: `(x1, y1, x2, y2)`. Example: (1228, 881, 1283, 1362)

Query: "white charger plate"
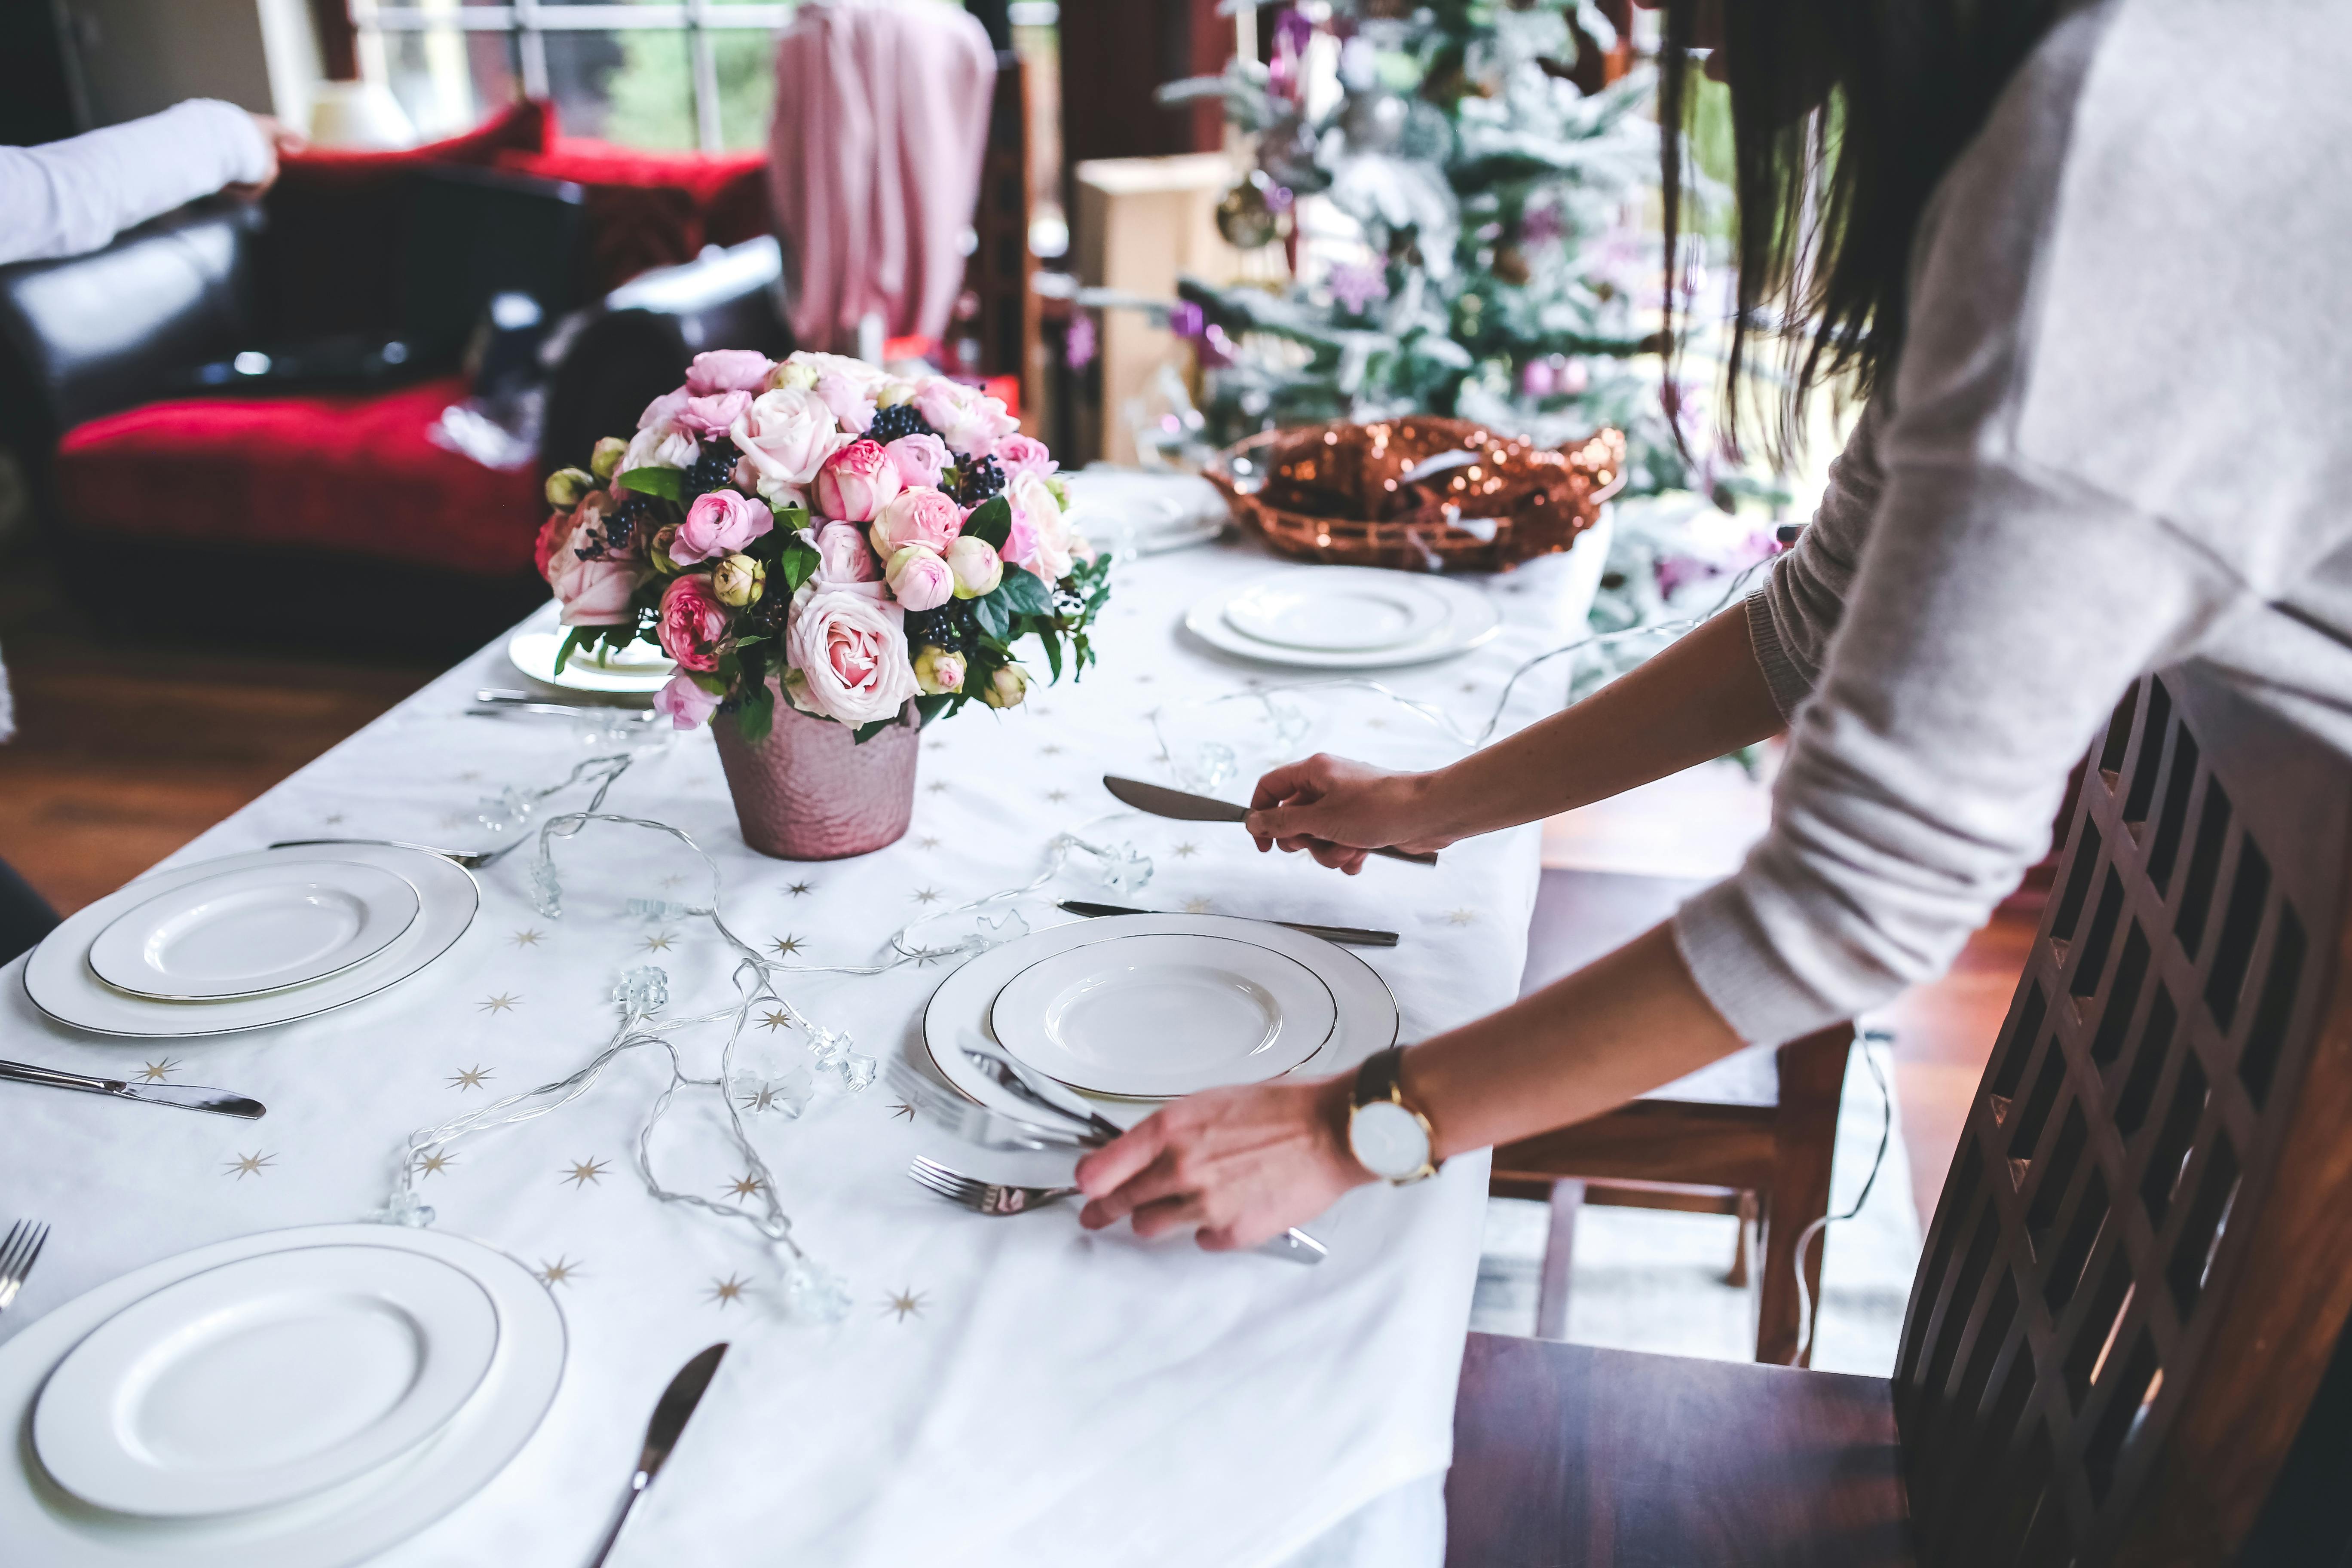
(34, 1246, 499, 1518)
(1220, 574, 1454, 653)
(922, 914, 1398, 1116)
(0, 1224, 564, 1568)
(988, 932, 1337, 1098)
(24, 845, 478, 1038)
(86, 862, 420, 1002)
(506, 626, 673, 695)
(1183, 569, 1500, 669)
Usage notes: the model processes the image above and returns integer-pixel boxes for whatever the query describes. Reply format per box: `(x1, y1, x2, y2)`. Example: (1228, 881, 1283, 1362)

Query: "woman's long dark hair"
(1658, 0, 2065, 462)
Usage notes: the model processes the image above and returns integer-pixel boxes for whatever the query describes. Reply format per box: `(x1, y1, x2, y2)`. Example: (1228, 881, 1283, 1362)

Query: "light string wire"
(1792, 1028, 1894, 1365)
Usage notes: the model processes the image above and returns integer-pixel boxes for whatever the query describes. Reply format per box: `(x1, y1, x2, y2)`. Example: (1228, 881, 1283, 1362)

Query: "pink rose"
(914, 377, 1018, 457)
(674, 390, 752, 440)
(810, 521, 882, 588)
(813, 371, 876, 435)
(685, 350, 776, 396)
(730, 387, 848, 489)
(869, 486, 964, 557)
(638, 386, 690, 431)
(1007, 471, 1074, 581)
(787, 588, 919, 726)
(622, 422, 696, 474)
(883, 432, 950, 490)
(885, 545, 954, 612)
(992, 433, 1057, 481)
(653, 673, 721, 730)
(657, 574, 731, 673)
(813, 439, 903, 523)
(944, 534, 1003, 599)
(673, 489, 774, 564)
(533, 509, 576, 581)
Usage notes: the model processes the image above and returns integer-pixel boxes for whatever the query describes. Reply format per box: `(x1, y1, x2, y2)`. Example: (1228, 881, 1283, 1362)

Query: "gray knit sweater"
(1672, 0, 2352, 1045)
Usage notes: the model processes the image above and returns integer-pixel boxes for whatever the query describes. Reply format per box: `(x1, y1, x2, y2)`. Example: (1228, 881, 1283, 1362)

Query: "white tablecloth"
(0, 536, 1596, 1567)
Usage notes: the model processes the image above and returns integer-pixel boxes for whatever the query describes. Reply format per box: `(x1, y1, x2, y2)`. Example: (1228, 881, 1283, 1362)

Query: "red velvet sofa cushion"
(56, 378, 543, 578)
(256, 101, 555, 341)
(495, 138, 771, 295)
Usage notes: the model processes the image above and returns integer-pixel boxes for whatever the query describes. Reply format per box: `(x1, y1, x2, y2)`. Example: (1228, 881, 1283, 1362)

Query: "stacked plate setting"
(0, 1224, 564, 1567)
(24, 845, 479, 1038)
(1183, 567, 1501, 669)
(924, 913, 1399, 1115)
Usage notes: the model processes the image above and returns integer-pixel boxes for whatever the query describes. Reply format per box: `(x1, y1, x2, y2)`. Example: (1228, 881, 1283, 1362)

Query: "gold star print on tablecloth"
(883, 1288, 927, 1322)
(769, 935, 803, 958)
(324, 812, 346, 826)
(1444, 909, 1478, 926)
(643, 932, 676, 952)
(1045, 789, 1069, 804)
(536, 1257, 581, 1287)
(889, 1102, 916, 1122)
(917, 835, 940, 850)
(925, 781, 950, 795)
(511, 929, 544, 947)
(759, 1009, 792, 1032)
(1172, 842, 1199, 859)
(223, 1151, 274, 1179)
(138, 1059, 180, 1083)
(738, 1082, 790, 1114)
(1040, 744, 1063, 756)
(416, 1151, 456, 1177)
(1183, 897, 1213, 915)
(787, 881, 814, 896)
(447, 1065, 493, 1090)
(478, 993, 520, 1014)
(911, 888, 943, 906)
(660, 873, 689, 889)
(707, 1275, 750, 1308)
(563, 1158, 609, 1188)
(722, 1173, 765, 1200)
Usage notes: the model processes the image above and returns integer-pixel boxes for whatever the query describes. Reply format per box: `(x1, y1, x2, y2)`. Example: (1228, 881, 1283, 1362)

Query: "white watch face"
(1349, 1099, 1432, 1182)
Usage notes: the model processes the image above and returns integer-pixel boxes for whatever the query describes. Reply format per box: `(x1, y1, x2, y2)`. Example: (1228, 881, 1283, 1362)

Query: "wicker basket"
(1206, 416, 1626, 573)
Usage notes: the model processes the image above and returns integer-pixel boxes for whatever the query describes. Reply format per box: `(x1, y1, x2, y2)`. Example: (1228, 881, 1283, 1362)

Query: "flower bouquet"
(536, 349, 1110, 857)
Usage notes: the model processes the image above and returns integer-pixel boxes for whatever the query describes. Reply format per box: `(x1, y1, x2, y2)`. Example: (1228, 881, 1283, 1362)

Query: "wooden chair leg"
(1753, 1026, 1851, 1366)
(1533, 1178, 1584, 1341)
(1727, 1190, 1756, 1288)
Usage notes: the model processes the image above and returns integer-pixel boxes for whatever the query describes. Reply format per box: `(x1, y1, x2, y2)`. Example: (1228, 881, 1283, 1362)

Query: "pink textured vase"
(713, 697, 921, 859)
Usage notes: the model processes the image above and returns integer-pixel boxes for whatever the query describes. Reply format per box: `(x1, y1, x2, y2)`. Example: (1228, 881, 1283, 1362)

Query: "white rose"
(730, 387, 848, 489)
(783, 351, 888, 391)
(786, 588, 920, 726)
(1007, 471, 1074, 582)
(623, 422, 697, 473)
(913, 376, 1018, 457)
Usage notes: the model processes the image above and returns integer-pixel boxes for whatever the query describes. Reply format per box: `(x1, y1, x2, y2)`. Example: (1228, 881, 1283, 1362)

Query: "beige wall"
(65, 0, 309, 126)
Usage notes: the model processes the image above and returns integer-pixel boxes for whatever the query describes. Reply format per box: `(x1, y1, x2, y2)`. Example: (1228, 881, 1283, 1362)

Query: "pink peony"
(814, 439, 903, 523)
(685, 350, 776, 396)
(883, 432, 950, 490)
(653, 673, 722, 730)
(810, 521, 882, 589)
(787, 588, 919, 726)
(885, 545, 954, 612)
(672, 488, 774, 564)
(637, 386, 690, 431)
(813, 371, 876, 435)
(674, 390, 752, 440)
(914, 377, 1019, 457)
(730, 387, 848, 489)
(657, 574, 731, 672)
(869, 486, 964, 557)
(533, 509, 576, 580)
(1007, 471, 1074, 582)
(991, 433, 1057, 481)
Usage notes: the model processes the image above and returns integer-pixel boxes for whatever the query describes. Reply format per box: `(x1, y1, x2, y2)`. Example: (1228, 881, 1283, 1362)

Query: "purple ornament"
(1167, 301, 1206, 340)
(1064, 314, 1098, 371)
(1328, 262, 1389, 314)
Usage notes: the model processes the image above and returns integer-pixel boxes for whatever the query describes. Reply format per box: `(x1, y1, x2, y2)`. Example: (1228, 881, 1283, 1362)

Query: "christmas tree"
(1162, 1, 1706, 498)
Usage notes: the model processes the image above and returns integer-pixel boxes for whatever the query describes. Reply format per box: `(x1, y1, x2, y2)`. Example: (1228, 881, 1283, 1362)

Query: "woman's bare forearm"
(1415, 605, 1785, 841)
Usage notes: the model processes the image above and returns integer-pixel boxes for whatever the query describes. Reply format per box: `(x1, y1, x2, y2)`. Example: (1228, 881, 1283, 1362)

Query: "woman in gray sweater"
(1076, 0, 2352, 1243)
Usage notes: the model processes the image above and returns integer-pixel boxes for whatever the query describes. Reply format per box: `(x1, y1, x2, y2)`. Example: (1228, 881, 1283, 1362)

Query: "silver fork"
(266, 837, 502, 870)
(0, 1221, 50, 1316)
(910, 1157, 1078, 1215)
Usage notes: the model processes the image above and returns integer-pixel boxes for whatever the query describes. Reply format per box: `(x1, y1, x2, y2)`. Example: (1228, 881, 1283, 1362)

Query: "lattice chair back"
(1893, 665, 2352, 1565)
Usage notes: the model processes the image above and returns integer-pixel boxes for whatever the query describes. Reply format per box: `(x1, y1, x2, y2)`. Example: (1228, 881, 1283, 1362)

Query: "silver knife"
(0, 1059, 264, 1119)
(1102, 776, 1439, 866)
(1057, 900, 1400, 948)
(586, 1341, 729, 1568)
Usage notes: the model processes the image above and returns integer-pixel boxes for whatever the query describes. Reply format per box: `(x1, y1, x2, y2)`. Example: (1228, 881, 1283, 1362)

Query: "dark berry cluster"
(866, 402, 934, 445)
(683, 441, 740, 499)
(903, 600, 979, 655)
(611, 493, 662, 554)
(953, 453, 1006, 507)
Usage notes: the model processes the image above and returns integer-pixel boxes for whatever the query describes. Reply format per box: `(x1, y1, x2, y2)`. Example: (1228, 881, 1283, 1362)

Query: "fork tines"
(0, 1220, 50, 1315)
(908, 1157, 990, 1208)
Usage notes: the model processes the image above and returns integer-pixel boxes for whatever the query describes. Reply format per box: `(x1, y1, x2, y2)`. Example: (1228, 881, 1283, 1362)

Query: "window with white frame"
(352, 1, 794, 153)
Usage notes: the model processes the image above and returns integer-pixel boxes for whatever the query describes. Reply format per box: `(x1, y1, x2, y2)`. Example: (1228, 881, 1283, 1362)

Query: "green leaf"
(962, 496, 1012, 550)
(971, 591, 1011, 641)
(733, 685, 775, 744)
(992, 567, 1051, 616)
(777, 537, 822, 595)
(1037, 627, 1063, 682)
(618, 466, 683, 502)
(553, 627, 588, 675)
(849, 717, 898, 745)
(914, 692, 959, 726)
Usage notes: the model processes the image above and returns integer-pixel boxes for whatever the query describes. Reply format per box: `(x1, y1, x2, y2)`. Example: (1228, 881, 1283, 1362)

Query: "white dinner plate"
(1183, 569, 1501, 669)
(86, 861, 421, 1002)
(988, 933, 1338, 1098)
(34, 1246, 500, 1519)
(922, 914, 1399, 1119)
(0, 1224, 564, 1568)
(24, 845, 478, 1038)
(1220, 574, 1454, 653)
(506, 625, 673, 695)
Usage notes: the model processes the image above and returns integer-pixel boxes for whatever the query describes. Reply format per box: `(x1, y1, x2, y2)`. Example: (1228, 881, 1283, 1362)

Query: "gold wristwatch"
(1348, 1047, 1439, 1185)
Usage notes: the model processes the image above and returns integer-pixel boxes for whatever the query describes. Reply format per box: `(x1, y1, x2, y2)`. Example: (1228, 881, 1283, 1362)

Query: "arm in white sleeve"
(0, 100, 272, 266)
(1744, 395, 1890, 720)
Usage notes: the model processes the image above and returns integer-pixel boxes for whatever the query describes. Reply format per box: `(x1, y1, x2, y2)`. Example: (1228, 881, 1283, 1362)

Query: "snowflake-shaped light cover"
(627, 897, 696, 923)
(1091, 840, 1153, 895)
(782, 1256, 853, 1323)
(735, 1063, 815, 1119)
(614, 965, 670, 1015)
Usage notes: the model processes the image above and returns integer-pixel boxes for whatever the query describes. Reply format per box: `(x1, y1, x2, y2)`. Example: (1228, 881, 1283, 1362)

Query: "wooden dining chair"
(1449, 663, 2352, 1565)
(1491, 865, 1852, 1365)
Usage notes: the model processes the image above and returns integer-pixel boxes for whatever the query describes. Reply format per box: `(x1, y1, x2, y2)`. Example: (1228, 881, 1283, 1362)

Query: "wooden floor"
(0, 556, 435, 914)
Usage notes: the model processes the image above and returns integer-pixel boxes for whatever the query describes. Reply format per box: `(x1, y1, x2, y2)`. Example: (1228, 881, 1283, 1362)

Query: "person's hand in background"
(1244, 755, 1461, 875)
(224, 114, 306, 199)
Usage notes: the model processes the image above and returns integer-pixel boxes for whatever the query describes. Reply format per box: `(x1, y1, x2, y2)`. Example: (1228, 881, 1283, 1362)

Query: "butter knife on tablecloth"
(0, 1059, 264, 1118)
(1102, 777, 1439, 866)
(586, 1341, 729, 1568)
(1056, 900, 1400, 947)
